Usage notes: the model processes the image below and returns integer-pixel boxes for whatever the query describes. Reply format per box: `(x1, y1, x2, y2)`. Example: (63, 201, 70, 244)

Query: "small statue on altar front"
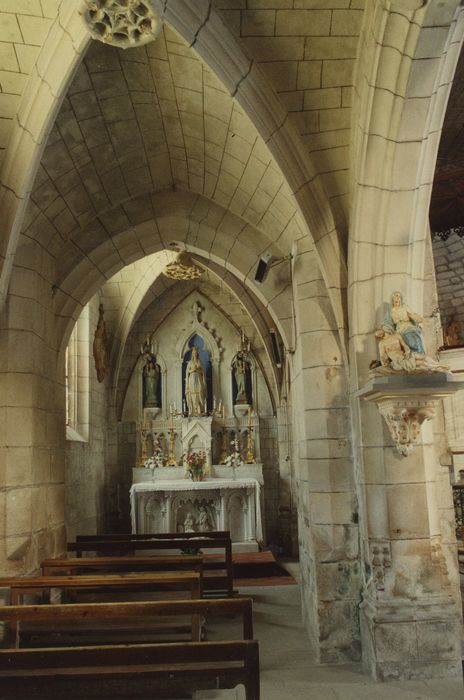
(186, 346, 207, 416)
(184, 512, 196, 533)
(198, 506, 212, 532)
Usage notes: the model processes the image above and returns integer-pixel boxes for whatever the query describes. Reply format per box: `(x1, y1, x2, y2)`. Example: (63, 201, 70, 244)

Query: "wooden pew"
(0, 571, 202, 605)
(0, 597, 253, 647)
(0, 600, 259, 699)
(75, 531, 231, 543)
(75, 531, 231, 541)
(68, 535, 234, 597)
(0, 640, 260, 699)
(41, 554, 203, 577)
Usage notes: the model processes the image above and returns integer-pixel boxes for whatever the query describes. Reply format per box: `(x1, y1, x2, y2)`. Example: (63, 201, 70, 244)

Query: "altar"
(130, 466, 264, 547)
(130, 326, 267, 549)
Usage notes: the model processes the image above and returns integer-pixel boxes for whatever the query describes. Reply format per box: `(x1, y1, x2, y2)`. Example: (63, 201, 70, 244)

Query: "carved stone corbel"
(358, 374, 464, 457)
(378, 399, 436, 456)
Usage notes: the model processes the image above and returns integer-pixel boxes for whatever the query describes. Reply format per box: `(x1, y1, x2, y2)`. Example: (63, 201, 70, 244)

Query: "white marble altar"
(130, 474, 263, 546)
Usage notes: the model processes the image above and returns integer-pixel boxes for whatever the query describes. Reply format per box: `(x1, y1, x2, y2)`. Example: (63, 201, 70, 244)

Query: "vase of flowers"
(144, 435, 165, 479)
(184, 450, 207, 482)
(225, 436, 242, 480)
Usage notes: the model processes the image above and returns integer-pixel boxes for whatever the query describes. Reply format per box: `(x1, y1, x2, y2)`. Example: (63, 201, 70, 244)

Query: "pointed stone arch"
(0, 1, 346, 356)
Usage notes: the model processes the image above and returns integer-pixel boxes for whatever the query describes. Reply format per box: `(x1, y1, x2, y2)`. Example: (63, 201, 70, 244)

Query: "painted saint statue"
(185, 346, 207, 416)
(143, 351, 160, 407)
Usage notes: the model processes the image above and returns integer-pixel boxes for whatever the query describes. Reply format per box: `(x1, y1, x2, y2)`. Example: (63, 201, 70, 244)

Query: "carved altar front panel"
(130, 478, 262, 543)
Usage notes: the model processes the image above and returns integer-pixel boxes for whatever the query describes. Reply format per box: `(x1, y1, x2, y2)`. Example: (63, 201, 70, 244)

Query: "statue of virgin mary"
(185, 346, 207, 416)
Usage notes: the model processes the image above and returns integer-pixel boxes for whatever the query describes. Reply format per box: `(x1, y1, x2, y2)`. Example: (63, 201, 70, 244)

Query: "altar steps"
(203, 550, 296, 589)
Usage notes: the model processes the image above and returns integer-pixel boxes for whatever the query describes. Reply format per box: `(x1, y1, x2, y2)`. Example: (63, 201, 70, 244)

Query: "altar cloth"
(130, 477, 263, 542)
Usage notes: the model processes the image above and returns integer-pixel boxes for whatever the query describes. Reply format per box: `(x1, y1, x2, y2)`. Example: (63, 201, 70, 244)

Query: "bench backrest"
(0, 598, 253, 640)
(41, 554, 204, 576)
(76, 531, 231, 541)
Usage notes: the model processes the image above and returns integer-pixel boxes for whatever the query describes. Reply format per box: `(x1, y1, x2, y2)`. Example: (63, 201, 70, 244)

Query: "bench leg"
(245, 677, 260, 700)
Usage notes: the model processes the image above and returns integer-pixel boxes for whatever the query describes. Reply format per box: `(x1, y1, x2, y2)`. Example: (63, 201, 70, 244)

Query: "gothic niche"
(141, 338, 161, 409)
(232, 335, 253, 406)
(182, 335, 212, 416)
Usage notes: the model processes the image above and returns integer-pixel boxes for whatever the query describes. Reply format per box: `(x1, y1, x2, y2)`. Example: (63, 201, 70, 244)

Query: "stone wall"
(65, 297, 107, 541)
(433, 236, 464, 334)
(0, 242, 65, 576)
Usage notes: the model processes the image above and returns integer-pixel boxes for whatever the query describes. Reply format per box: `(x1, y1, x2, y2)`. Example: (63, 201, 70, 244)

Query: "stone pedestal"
(360, 591, 462, 681)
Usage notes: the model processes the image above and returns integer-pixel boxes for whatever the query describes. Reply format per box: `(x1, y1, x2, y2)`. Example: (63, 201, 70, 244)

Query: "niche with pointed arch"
(182, 334, 213, 414)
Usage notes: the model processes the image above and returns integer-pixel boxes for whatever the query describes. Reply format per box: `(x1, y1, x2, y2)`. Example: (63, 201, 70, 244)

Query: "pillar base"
(360, 591, 462, 681)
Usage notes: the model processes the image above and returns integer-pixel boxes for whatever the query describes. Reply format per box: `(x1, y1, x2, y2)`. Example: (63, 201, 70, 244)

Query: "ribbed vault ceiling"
(21, 22, 304, 297)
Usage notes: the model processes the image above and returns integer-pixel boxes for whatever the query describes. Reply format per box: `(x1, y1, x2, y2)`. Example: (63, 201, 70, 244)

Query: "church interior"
(2, 0, 464, 697)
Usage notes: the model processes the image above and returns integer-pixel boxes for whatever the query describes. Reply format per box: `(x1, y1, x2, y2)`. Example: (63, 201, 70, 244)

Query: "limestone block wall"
(65, 297, 107, 541)
(291, 239, 359, 663)
(213, 0, 364, 233)
(0, 0, 60, 168)
(276, 383, 298, 556)
(0, 239, 65, 576)
(433, 235, 464, 332)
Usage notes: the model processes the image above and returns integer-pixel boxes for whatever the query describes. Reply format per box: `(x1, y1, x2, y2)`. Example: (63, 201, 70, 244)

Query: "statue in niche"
(383, 291, 427, 354)
(186, 346, 207, 416)
(198, 506, 213, 532)
(232, 352, 252, 405)
(370, 324, 449, 376)
(183, 512, 196, 533)
(444, 316, 461, 347)
(141, 338, 160, 408)
(93, 303, 108, 383)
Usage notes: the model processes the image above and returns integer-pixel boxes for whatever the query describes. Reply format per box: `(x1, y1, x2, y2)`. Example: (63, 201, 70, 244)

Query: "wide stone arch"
(53, 194, 294, 357)
(349, 0, 464, 373)
(0, 1, 346, 356)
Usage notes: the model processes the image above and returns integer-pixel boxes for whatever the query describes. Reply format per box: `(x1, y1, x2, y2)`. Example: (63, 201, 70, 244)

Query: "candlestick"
(245, 409, 256, 464)
(219, 427, 229, 464)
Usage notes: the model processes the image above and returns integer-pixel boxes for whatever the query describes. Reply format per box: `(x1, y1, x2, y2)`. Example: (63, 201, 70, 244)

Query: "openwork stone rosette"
(81, 0, 164, 49)
(164, 252, 204, 281)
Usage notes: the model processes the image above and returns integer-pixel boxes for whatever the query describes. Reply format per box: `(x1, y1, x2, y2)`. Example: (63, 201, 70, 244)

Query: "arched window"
(65, 305, 90, 442)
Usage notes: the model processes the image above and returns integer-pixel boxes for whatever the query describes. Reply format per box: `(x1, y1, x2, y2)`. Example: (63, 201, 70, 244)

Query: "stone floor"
(195, 576, 464, 700)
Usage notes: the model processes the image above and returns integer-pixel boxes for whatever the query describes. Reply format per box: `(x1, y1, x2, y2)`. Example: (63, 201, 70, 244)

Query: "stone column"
(349, 0, 463, 679)
(291, 239, 360, 663)
(0, 250, 65, 576)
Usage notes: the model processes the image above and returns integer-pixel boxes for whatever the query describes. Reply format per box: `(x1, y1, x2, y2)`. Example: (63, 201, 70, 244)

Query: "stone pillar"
(291, 239, 360, 662)
(348, 0, 463, 679)
(0, 252, 65, 575)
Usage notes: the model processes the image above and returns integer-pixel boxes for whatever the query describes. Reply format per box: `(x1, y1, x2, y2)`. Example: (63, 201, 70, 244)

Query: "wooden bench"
(68, 535, 234, 597)
(0, 571, 202, 605)
(41, 554, 203, 577)
(0, 641, 260, 699)
(75, 531, 231, 541)
(0, 597, 253, 647)
(0, 600, 259, 699)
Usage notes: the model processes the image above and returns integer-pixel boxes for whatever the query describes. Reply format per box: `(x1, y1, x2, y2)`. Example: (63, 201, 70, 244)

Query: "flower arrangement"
(184, 450, 206, 482)
(225, 436, 242, 479)
(144, 435, 165, 470)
